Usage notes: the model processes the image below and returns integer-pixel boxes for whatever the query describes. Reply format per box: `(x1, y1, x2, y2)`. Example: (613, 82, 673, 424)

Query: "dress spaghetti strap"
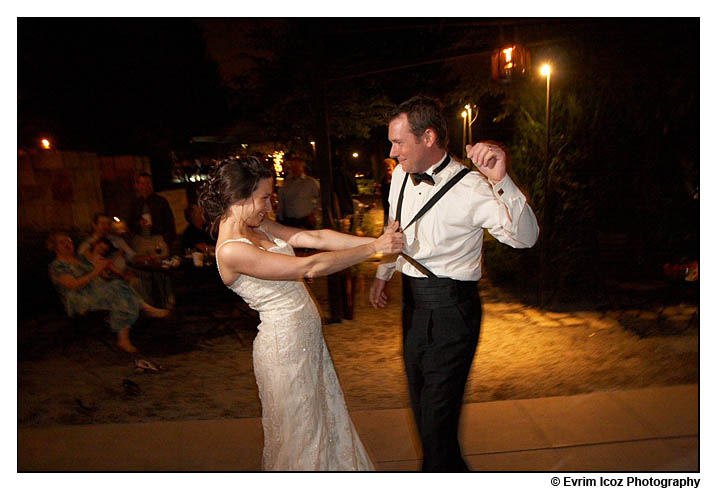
(215, 238, 252, 286)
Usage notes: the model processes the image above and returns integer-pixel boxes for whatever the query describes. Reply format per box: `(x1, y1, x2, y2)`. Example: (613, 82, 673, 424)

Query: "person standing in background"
(380, 158, 397, 225)
(277, 155, 320, 230)
(129, 172, 177, 248)
(128, 172, 177, 309)
(182, 204, 214, 254)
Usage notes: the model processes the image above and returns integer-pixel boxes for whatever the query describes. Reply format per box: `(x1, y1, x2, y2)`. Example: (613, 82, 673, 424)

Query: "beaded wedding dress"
(216, 229, 374, 471)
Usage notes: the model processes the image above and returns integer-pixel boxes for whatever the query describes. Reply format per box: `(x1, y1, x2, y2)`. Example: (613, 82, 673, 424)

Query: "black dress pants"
(402, 274, 482, 471)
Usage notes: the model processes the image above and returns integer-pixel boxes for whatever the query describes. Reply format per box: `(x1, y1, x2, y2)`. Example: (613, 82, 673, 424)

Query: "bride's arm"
(219, 221, 403, 282)
(262, 218, 394, 251)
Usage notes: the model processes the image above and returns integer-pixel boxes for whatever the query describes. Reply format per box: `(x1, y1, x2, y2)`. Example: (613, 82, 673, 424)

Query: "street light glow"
(541, 64, 552, 77)
(461, 111, 467, 118)
(41, 138, 51, 150)
(352, 152, 359, 158)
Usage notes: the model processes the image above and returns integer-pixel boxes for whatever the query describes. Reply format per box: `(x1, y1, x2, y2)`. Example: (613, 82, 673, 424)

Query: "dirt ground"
(17, 257, 698, 429)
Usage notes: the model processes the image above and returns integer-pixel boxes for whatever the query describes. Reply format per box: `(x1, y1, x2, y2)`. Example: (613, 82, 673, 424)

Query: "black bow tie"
(410, 172, 435, 186)
(409, 154, 452, 186)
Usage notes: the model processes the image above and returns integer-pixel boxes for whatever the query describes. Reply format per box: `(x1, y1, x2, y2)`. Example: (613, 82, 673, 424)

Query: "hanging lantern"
(491, 44, 530, 82)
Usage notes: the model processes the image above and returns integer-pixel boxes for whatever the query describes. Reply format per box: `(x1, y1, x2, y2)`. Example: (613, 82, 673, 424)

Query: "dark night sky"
(18, 18, 228, 153)
(17, 17, 700, 163)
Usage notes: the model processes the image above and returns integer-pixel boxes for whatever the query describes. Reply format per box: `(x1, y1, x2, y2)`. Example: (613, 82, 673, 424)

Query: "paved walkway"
(18, 384, 697, 472)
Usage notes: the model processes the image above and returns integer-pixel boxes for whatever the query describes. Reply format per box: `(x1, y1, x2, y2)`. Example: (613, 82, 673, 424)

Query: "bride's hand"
(372, 220, 404, 255)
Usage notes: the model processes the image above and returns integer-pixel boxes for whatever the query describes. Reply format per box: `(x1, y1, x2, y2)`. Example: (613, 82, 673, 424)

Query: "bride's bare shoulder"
(216, 237, 256, 263)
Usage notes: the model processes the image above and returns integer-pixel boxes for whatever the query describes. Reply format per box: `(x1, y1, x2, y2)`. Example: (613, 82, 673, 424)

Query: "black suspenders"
(395, 162, 471, 278)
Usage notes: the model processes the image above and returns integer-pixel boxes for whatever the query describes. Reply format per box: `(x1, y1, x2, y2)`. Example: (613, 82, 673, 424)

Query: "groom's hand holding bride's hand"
(371, 220, 404, 256)
(369, 220, 403, 309)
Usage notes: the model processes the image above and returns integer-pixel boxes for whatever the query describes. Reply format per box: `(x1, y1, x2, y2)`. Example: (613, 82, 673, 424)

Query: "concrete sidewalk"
(17, 384, 698, 472)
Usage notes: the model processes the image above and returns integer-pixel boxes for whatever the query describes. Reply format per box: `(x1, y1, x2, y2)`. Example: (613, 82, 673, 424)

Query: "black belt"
(401, 274, 478, 308)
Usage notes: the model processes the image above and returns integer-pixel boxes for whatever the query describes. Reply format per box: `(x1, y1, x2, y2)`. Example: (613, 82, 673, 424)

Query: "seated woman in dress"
(47, 232, 170, 353)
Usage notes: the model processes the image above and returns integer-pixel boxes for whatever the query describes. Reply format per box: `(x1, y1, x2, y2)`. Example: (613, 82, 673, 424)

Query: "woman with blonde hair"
(47, 232, 169, 353)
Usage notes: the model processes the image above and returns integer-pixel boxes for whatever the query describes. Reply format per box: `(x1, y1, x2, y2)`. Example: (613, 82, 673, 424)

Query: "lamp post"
(541, 64, 551, 166)
(461, 104, 478, 159)
(464, 104, 478, 144)
(539, 63, 552, 307)
(461, 110, 467, 157)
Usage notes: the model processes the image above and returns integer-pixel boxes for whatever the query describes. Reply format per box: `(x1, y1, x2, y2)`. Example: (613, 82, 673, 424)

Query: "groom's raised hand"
(466, 141, 508, 184)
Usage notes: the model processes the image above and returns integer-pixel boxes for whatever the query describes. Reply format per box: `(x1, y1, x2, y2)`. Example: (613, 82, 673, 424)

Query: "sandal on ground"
(133, 355, 163, 373)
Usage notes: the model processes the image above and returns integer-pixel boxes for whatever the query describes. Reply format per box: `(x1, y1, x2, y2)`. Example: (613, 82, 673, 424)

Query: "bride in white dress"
(198, 157, 404, 471)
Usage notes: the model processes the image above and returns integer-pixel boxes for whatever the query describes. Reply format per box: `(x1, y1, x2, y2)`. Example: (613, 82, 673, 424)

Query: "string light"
(271, 151, 285, 175)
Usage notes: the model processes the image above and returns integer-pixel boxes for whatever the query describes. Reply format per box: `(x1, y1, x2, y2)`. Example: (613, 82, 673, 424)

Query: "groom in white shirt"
(370, 96, 539, 471)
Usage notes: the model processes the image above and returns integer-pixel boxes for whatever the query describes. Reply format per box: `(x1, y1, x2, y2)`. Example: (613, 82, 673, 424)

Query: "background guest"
(78, 212, 139, 274)
(332, 152, 358, 232)
(47, 231, 169, 353)
(129, 172, 177, 249)
(127, 173, 176, 308)
(182, 204, 214, 254)
(379, 158, 396, 225)
(277, 154, 320, 229)
(82, 237, 133, 283)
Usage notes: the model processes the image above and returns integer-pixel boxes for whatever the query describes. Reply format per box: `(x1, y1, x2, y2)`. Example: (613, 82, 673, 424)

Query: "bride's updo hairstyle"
(198, 156, 274, 238)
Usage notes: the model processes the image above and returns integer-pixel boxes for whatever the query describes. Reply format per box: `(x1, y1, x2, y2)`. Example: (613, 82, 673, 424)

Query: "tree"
(445, 19, 698, 302)
(217, 20, 398, 147)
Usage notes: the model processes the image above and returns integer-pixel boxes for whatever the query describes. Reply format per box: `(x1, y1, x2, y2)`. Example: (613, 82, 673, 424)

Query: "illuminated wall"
(17, 150, 151, 232)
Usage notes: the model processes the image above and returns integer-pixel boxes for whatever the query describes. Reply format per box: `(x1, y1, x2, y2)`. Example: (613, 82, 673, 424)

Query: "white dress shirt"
(376, 153, 539, 281)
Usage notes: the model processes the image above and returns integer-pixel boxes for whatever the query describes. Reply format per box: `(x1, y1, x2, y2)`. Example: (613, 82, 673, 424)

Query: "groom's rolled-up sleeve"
(376, 256, 397, 281)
